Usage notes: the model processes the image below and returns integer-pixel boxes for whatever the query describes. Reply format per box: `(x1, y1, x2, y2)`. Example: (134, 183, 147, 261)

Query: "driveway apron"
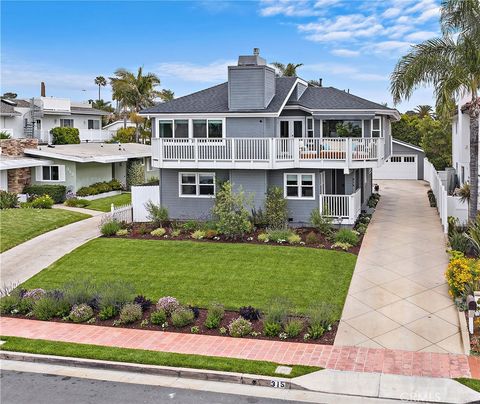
(335, 180, 463, 354)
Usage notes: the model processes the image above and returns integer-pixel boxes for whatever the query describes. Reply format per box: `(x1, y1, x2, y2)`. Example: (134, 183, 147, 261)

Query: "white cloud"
(331, 49, 360, 57)
(370, 40, 413, 53)
(314, 0, 341, 6)
(382, 7, 402, 18)
(405, 30, 437, 41)
(259, 0, 322, 17)
(153, 60, 235, 83)
(417, 6, 440, 22)
(303, 63, 387, 81)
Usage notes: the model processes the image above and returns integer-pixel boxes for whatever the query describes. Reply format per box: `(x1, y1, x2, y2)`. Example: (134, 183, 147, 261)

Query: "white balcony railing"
(152, 137, 385, 169)
(33, 129, 114, 144)
(319, 188, 362, 225)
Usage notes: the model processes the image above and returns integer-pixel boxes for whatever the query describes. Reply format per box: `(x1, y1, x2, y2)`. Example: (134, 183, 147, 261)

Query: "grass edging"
(0, 336, 320, 380)
(455, 378, 480, 393)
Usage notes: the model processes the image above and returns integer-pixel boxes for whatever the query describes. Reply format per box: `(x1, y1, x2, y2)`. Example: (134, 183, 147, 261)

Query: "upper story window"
(306, 118, 314, 138)
(179, 172, 215, 197)
(175, 120, 189, 138)
(322, 120, 362, 137)
(158, 118, 224, 139)
(193, 119, 223, 138)
(60, 119, 74, 128)
(88, 119, 100, 130)
(284, 173, 315, 199)
(159, 120, 173, 138)
(371, 118, 381, 137)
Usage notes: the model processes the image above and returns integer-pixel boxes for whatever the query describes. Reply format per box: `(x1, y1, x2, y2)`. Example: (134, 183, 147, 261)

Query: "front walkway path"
(0, 207, 104, 287)
(335, 180, 463, 354)
(0, 317, 473, 379)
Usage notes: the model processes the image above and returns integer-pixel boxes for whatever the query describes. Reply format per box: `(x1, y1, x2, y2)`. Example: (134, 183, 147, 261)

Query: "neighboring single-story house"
(23, 143, 158, 192)
(102, 120, 136, 132)
(373, 139, 425, 180)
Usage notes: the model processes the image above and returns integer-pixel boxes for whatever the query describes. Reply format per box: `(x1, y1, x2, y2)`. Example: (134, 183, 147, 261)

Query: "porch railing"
(33, 129, 114, 144)
(153, 137, 384, 167)
(319, 188, 362, 225)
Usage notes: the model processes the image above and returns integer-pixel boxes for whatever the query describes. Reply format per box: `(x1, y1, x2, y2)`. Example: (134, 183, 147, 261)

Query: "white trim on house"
(35, 164, 66, 182)
(392, 139, 424, 153)
(283, 172, 315, 200)
(178, 172, 216, 198)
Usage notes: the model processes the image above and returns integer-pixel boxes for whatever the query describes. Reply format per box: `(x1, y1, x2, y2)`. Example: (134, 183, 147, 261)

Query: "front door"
(279, 119, 304, 138)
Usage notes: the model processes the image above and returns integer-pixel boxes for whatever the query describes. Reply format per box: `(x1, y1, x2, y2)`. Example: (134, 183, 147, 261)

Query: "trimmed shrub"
(115, 229, 128, 236)
(24, 184, 66, 203)
(156, 296, 180, 315)
(191, 230, 206, 240)
(112, 127, 136, 143)
(0, 190, 18, 209)
(119, 303, 143, 324)
(239, 306, 261, 321)
(76, 180, 122, 197)
(334, 229, 359, 246)
(98, 281, 133, 312)
(228, 317, 253, 337)
(284, 319, 304, 338)
(150, 309, 167, 325)
(171, 307, 195, 327)
(133, 295, 152, 312)
(182, 220, 199, 232)
(265, 186, 288, 229)
(64, 198, 90, 208)
(30, 195, 54, 209)
(32, 294, 70, 320)
(101, 220, 122, 236)
(171, 229, 181, 237)
(305, 231, 318, 245)
(150, 227, 166, 237)
(446, 257, 480, 297)
(145, 201, 169, 227)
(212, 181, 252, 239)
(98, 305, 117, 320)
(23, 288, 46, 300)
(127, 161, 145, 188)
(68, 304, 94, 323)
(0, 291, 23, 315)
(287, 234, 301, 244)
(263, 321, 282, 337)
(204, 303, 225, 329)
(267, 229, 295, 243)
(264, 297, 289, 325)
(205, 229, 218, 239)
(307, 323, 325, 339)
(449, 230, 471, 255)
(308, 302, 337, 334)
(62, 280, 97, 307)
(258, 233, 269, 242)
(310, 208, 333, 236)
(50, 127, 80, 145)
(332, 242, 352, 251)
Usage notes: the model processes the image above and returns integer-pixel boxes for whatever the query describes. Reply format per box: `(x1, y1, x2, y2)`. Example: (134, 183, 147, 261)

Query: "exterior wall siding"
(31, 158, 77, 191)
(226, 117, 275, 138)
(230, 170, 267, 211)
(228, 67, 267, 110)
(75, 162, 113, 190)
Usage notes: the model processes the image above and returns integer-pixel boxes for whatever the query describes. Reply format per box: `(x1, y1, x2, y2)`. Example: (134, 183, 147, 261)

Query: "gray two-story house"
(140, 50, 400, 225)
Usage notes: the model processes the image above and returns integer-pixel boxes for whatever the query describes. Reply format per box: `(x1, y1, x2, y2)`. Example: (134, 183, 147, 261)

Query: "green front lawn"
(0, 336, 320, 378)
(22, 238, 356, 316)
(0, 208, 91, 253)
(86, 193, 131, 212)
(455, 378, 480, 392)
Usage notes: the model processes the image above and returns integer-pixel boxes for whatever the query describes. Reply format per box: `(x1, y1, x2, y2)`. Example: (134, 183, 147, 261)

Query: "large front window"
(284, 173, 315, 199)
(38, 165, 64, 182)
(60, 119, 74, 128)
(322, 120, 362, 137)
(88, 119, 100, 130)
(179, 172, 215, 197)
(193, 119, 223, 138)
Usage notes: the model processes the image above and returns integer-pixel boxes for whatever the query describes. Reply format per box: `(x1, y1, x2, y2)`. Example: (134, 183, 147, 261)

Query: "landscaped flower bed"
(0, 285, 338, 345)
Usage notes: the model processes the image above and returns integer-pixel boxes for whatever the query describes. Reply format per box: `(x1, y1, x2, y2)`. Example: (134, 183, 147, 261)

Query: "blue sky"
(1, 0, 441, 112)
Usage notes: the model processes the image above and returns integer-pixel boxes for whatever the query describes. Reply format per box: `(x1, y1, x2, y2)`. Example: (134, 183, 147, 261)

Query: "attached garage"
(373, 139, 425, 180)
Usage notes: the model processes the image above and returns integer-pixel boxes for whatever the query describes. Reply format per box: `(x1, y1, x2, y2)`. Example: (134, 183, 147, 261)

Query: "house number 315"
(270, 380, 286, 388)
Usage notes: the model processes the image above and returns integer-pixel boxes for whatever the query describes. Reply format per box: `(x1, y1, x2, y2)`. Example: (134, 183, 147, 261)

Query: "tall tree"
(159, 89, 174, 102)
(94, 76, 107, 101)
(414, 105, 434, 118)
(271, 62, 303, 77)
(390, 0, 480, 222)
(2, 92, 17, 99)
(110, 67, 161, 140)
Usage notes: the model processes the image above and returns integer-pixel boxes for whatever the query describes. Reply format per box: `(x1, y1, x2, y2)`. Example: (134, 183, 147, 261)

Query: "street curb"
(458, 310, 471, 355)
(0, 351, 306, 391)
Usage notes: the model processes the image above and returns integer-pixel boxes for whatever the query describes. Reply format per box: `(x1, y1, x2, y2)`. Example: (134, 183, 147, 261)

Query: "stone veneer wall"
(0, 138, 39, 193)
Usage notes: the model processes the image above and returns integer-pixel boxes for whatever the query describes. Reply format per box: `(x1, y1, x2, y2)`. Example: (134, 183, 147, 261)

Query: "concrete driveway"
(335, 180, 464, 354)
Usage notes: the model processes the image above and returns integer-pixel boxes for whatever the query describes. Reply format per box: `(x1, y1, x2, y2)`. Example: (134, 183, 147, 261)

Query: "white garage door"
(373, 155, 418, 180)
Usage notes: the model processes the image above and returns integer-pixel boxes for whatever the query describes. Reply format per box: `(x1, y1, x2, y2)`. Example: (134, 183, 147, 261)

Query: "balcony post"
(348, 193, 354, 224)
(194, 138, 198, 163)
(293, 138, 300, 167)
(270, 138, 275, 168)
(232, 138, 236, 163)
(346, 138, 352, 169)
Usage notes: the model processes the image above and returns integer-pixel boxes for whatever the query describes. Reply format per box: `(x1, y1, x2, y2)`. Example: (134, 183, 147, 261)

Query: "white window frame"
(278, 117, 306, 138)
(87, 119, 100, 130)
(284, 173, 315, 200)
(37, 165, 65, 182)
(306, 117, 314, 138)
(158, 118, 226, 139)
(60, 118, 74, 128)
(371, 117, 382, 137)
(178, 172, 216, 198)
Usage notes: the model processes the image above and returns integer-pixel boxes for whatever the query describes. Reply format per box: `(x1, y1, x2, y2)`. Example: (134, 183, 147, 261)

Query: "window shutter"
(58, 165, 66, 182)
(36, 167, 43, 181)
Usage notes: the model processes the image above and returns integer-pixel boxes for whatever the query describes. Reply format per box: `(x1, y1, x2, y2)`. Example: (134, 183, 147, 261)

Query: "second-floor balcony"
(152, 137, 385, 170)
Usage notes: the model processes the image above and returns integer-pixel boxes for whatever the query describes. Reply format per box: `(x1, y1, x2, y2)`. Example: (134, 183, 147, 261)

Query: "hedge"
(50, 127, 80, 145)
(23, 184, 66, 203)
(76, 179, 123, 197)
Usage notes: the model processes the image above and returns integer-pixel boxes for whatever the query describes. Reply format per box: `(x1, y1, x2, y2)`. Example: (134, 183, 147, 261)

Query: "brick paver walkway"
(0, 317, 473, 379)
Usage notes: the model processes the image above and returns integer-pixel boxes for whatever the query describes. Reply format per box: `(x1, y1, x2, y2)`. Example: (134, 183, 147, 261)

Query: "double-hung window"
(88, 119, 100, 130)
(38, 165, 65, 182)
(371, 118, 381, 137)
(179, 172, 215, 197)
(284, 173, 315, 199)
(60, 119, 74, 128)
(306, 118, 314, 138)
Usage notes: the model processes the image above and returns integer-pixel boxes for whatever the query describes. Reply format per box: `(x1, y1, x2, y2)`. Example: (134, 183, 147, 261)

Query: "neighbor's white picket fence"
(107, 203, 133, 223)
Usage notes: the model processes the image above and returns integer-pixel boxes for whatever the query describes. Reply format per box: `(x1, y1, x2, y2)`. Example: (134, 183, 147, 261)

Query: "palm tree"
(308, 79, 322, 87)
(390, 0, 479, 222)
(110, 67, 161, 140)
(159, 89, 174, 102)
(94, 76, 107, 101)
(414, 105, 434, 118)
(271, 62, 303, 77)
(91, 99, 114, 113)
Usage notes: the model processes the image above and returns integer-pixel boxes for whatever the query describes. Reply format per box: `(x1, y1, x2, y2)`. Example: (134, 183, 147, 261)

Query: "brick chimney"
(41, 82, 46, 97)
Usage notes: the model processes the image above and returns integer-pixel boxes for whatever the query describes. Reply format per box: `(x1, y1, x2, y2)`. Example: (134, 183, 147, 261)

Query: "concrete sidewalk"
(0, 208, 103, 286)
(335, 180, 462, 353)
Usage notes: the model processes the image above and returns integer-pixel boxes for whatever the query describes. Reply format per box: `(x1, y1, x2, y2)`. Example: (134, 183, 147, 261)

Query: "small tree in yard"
(265, 186, 288, 229)
(212, 181, 252, 239)
(127, 161, 145, 188)
(145, 201, 169, 227)
(310, 207, 333, 236)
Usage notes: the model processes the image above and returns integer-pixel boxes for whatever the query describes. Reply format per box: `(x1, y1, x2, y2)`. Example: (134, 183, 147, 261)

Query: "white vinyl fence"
(108, 203, 133, 223)
(423, 158, 449, 233)
(132, 185, 160, 222)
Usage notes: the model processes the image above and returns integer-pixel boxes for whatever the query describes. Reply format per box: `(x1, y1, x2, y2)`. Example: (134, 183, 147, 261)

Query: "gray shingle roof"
(141, 77, 298, 114)
(290, 86, 394, 111)
(0, 100, 21, 116)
